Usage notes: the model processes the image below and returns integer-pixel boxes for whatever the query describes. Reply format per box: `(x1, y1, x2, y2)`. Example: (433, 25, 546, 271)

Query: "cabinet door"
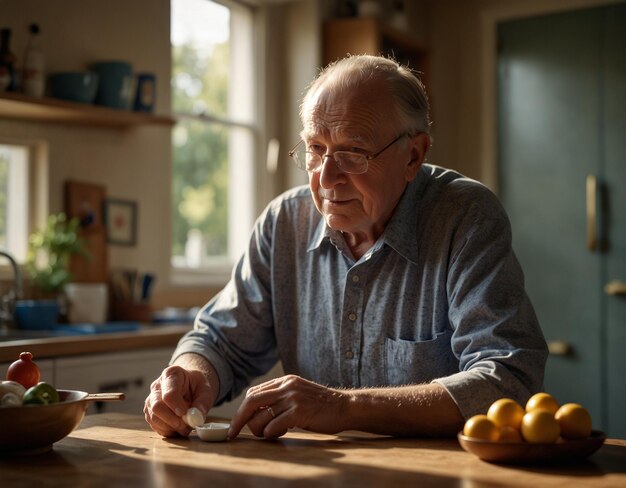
(55, 348, 173, 415)
(498, 9, 604, 425)
(604, 3, 626, 439)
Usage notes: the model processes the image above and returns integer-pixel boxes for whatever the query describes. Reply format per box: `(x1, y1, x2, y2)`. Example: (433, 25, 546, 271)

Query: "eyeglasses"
(288, 133, 409, 175)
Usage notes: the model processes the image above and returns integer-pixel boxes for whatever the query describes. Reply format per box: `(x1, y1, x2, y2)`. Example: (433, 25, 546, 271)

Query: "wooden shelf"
(324, 18, 427, 67)
(323, 17, 431, 104)
(0, 92, 175, 128)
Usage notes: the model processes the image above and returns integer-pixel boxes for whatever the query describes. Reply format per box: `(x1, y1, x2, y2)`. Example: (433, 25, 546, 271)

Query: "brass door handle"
(586, 174, 597, 251)
(547, 340, 573, 356)
(605, 280, 626, 296)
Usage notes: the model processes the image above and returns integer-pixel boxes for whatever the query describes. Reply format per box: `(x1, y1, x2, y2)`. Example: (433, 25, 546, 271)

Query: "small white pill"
(182, 407, 205, 428)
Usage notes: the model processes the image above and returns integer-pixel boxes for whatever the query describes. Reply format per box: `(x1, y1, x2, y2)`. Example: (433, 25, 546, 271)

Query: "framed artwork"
(105, 199, 138, 246)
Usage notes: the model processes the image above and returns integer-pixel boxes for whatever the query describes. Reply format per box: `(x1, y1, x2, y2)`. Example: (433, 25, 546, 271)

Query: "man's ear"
(405, 132, 431, 181)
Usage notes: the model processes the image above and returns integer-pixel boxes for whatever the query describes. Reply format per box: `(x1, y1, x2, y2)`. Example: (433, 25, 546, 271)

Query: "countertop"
(0, 324, 191, 362)
(1, 413, 625, 487)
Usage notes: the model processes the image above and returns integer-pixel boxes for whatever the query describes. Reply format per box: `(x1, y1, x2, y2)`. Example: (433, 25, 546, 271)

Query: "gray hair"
(300, 54, 431, 135)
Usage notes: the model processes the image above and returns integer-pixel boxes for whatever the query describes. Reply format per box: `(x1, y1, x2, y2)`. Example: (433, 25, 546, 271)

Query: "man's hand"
(228, 375, 348, 439)
(144, 364, 216, 437)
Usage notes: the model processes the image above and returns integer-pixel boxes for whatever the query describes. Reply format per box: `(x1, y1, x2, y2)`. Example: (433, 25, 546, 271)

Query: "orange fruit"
(525, 392, 559, 415)
(555, 403, 592, 440)
(521, 409, 560, 443)
(463, 414, 499, 441)
(498, 426, 523, 443)
(487, 398, 525, 429)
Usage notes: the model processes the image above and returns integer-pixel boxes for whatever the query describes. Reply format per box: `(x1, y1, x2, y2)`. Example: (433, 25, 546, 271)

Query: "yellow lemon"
(525, 392, 559, 415)
(521, 409, 560, 443)
(555, 403, 592, 440)
(487, 398, 525, 429)
(463, 414, 499, 441)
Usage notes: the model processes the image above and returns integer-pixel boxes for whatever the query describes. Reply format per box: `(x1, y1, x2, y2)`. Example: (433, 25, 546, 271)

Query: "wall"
(0, 0, 176, 301)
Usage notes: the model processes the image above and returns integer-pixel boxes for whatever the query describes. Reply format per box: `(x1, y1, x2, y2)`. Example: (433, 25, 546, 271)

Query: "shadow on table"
(506, 443, 626, 477)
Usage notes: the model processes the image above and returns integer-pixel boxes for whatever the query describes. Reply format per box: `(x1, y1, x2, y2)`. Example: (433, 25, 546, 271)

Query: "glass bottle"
(0, 28, 17, 92)
(22, 24, 45, 97)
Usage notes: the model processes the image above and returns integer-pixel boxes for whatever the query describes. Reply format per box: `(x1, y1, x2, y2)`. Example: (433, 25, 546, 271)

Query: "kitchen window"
(0, 143, 30, 263)
(170, 0, 256, 285)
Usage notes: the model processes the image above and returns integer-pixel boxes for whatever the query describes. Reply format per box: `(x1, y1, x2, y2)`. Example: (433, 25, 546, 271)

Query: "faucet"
(0, 250, 23, 327)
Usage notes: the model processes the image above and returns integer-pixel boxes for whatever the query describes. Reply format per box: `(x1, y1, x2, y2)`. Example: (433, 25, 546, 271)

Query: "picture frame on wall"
(105, 199, 138, 246)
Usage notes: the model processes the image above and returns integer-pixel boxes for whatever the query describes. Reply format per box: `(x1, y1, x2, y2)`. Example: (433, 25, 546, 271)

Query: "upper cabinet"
(0, 92, 175, 129)
(323, 18, 430, 93)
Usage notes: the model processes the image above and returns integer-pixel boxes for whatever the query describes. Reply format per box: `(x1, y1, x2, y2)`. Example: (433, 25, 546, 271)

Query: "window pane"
(0, 144, 29, 262)
(172, 118, 229, 266)
(171, 0, 255, 278)
(171, 0, 230, 119)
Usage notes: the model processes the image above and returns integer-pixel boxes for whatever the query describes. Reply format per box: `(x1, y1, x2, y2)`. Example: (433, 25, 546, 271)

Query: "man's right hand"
(144, 365, 216, 437)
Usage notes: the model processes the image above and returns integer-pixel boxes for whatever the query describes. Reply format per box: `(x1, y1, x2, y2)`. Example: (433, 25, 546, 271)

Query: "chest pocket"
(384, 330, 459, 385)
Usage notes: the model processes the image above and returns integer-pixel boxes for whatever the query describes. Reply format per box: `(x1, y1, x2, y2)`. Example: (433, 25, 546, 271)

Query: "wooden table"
(1, 413, 625, 487)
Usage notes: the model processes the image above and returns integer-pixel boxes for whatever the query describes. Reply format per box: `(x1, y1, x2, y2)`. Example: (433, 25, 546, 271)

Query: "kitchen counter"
(0, 324, 191, 362)
(1, 413, 625, 487)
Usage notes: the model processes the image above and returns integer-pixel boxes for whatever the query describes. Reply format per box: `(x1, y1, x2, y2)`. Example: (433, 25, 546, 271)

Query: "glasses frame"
(288, 132, 409, 174)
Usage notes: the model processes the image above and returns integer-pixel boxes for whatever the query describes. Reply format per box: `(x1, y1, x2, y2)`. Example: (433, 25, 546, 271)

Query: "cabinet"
(323, 18, 430, 93)
(0, 92, 175, 128)
(54, 348, 173, 415)
(498, 4, 626, 438)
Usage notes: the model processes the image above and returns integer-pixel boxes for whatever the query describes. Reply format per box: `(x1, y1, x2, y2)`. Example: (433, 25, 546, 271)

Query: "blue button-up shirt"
(172, 164, 548, 419)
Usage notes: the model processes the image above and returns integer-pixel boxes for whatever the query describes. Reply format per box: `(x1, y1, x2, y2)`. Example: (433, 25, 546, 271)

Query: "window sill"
(170, 263, 232, 287)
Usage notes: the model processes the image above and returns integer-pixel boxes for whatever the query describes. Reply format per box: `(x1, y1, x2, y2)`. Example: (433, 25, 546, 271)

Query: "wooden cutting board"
(64, 180, 108, 283)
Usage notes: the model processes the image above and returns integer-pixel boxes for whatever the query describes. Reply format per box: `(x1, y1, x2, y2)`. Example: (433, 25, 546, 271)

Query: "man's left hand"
(227, 375, 348, 439)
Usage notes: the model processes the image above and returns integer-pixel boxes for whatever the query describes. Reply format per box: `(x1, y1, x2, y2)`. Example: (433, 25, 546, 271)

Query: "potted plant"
(15, 213, 89, 329)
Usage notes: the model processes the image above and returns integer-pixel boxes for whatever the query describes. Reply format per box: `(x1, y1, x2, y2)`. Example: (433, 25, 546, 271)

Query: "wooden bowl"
(0, 390, 123, 455)
(458, 430, 606, 464)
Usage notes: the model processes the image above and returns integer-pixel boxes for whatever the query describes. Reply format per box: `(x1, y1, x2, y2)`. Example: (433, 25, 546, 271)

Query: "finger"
(160, 366, 192, 416)
(146, 391, 190, 436)
(146, 411, 180, 438)
(244, 404, 283, 437)
(245, 376, 285, 397)
(229, 389, 284, 438)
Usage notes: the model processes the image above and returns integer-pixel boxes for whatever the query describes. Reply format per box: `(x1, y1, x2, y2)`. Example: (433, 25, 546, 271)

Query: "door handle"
(547, 340, 573, 356)
(586, 174, 597, 251)
(605, 280, 626, 296)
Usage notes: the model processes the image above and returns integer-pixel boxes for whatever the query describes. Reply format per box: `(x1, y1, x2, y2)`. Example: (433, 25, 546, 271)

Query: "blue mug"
(90, 61, 133, 109)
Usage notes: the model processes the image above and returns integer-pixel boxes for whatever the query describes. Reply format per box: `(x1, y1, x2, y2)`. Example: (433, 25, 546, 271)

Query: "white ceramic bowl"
(195, 422, 230, 442)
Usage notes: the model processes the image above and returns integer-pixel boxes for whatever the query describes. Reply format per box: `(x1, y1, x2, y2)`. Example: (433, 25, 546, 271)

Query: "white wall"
(0, 0, 174, 294)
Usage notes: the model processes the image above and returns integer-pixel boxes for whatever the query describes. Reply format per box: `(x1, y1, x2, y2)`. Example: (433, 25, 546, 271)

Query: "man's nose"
(318, 154, 345, 187)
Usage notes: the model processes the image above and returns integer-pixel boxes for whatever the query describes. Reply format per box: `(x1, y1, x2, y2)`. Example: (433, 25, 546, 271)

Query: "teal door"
(498, 4, 626, 438)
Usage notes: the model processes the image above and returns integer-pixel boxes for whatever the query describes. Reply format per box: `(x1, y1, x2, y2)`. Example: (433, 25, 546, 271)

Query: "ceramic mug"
(89, 61, 133, 109)
(65, 283, 108, 323)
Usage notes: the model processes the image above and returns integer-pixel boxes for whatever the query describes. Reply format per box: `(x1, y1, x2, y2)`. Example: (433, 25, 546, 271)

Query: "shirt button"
(352, 275, 360, 283)
(345, 350, 354, 359)
(348, 312, 357, 321)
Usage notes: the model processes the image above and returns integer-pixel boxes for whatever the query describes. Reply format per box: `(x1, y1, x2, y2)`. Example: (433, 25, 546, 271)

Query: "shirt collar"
(306, 168, 428, 263)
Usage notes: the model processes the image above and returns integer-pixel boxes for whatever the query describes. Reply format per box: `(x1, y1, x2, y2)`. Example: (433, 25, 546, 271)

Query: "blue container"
(90, 61, 133, 109)
(133, 73, 156, 112)
(49, 71, 99, 104)
(15, 300, 60, 330)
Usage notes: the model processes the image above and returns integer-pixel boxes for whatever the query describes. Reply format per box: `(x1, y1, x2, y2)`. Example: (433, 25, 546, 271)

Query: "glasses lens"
(334, 152, 368, 174)
(293, 151, 319, 171)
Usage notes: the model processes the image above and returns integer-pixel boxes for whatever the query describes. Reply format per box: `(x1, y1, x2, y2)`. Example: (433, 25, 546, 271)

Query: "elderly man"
(144, 55, 548, 440)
